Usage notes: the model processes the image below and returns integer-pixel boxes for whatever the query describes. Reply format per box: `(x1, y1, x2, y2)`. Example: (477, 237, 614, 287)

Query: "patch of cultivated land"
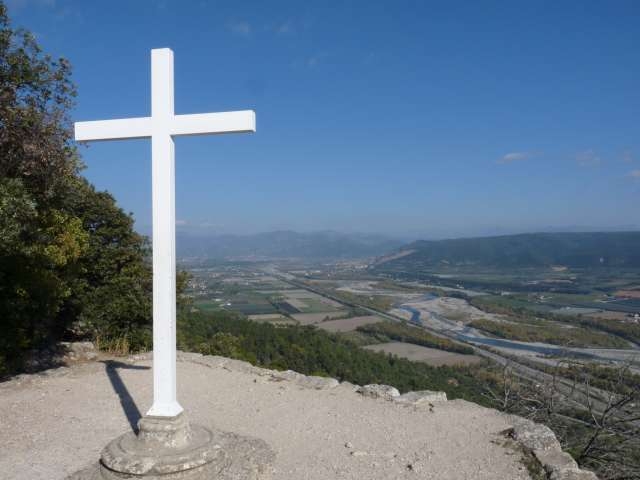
(316, 296, 344, 308)
(469, 318, 630, 349)
(335, 281, 422, 300)
(292, 311, 347, 325)
(248, 314, 295, 325)
(283, 289, 322, 299)
(363, 342, 484, 366)
(614, 288, 640, 299)
(316, 316, 383, 333)
(278, 290, 347, 314)
(284, 297, 309, 310)
(248, 313, 284, 320)
(586, 311, 628, 321)
(552, 307, 601, 316)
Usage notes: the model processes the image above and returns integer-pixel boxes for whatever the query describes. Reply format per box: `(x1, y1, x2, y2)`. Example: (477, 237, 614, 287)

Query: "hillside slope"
(373, 231, 640, 270)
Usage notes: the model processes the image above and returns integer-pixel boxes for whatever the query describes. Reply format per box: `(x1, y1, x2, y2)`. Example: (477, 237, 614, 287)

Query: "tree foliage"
(178, 311, 490, 402)
(0, 3, 152, 374)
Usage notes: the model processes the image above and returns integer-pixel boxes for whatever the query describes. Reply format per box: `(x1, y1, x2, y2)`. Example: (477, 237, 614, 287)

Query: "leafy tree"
(0, 2, 152, 374)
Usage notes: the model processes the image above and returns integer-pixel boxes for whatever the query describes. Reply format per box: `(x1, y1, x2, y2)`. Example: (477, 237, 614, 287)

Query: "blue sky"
(9, 0, 640, 238)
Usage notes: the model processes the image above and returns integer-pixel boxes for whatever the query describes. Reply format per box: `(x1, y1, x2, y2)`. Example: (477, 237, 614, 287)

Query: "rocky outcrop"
(355, 384, 400, 400)
(507, 417, 598, 480)
(60, 342, 98, 362)
(393, 390, 447, 404)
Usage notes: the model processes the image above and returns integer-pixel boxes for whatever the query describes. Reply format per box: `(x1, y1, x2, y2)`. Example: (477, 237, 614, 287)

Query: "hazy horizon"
(163, 224, 640, 243)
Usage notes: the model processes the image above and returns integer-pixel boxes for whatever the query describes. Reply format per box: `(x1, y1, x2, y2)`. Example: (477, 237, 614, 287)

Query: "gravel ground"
(0, 357, 532, 480)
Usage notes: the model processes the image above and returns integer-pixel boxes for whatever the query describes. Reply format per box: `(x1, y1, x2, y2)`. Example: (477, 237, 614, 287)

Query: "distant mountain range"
(176, 230, 402, 260)
(372, 231, 640, 270)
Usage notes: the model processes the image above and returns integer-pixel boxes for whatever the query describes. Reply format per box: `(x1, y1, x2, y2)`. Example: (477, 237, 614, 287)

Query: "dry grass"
(94, 335, 133, 356)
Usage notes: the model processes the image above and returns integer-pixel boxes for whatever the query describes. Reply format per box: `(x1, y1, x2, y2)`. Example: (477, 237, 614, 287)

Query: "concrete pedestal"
(67, 413, 274, 480)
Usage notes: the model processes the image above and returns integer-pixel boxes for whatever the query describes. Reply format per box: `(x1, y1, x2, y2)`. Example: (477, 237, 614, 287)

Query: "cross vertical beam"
(147, 49, 181, 417)
(74, 48, 255, 420)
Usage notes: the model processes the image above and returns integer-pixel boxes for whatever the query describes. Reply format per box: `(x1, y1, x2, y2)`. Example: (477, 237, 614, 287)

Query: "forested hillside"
(374, 231, 640, 271)
(177, 310, 491, 403)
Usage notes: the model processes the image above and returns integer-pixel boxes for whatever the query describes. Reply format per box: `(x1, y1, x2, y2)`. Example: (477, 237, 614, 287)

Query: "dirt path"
(0, 356, 532, 480)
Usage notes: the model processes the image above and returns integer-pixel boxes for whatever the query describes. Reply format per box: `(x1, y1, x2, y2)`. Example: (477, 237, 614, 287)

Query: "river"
(398, 296, 637, 362)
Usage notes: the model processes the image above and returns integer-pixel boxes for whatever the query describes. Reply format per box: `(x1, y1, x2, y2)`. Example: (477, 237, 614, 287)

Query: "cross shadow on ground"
(101, 360, 150, 433)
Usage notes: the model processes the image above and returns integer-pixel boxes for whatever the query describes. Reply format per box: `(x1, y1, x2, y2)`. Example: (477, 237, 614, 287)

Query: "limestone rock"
(508, 417, 561, 451)
(190, 354, 228, 369)
(356, 384, 400, 400)
(61, 342, 98, 362)
(534, 447, 598, 480)
(336, 381, 358, 393)
(501, 415, 598, 479)
(269, 370, 339, 390)
(394, 390, 447, 405)
(550, 470, 599, 480)
(535, 449, 578, 475)
(176, 351, 203, 362)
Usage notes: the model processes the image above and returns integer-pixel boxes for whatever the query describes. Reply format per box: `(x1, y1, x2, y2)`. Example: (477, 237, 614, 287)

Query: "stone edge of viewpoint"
(1, 345, 599, 480)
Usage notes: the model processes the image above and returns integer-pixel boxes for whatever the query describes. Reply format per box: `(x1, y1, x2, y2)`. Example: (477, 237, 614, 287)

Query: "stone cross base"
(67, 413, 274, 480)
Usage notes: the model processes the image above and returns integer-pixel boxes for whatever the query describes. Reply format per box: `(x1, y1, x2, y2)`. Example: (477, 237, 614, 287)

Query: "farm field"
(247, 314, 296, 325)
(315, 315, 383, 332)
(363, 342, 484, 366)
(586, 311, 629, 321)
(185, 264, 353, 325)
(292, 311, 347, 325)
(276, 290, 350, 315)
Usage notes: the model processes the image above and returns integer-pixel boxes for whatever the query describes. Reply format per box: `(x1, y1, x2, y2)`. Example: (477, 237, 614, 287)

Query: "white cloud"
(497, 152, 531, 164)
(622, 150, 633, 163)
(228, 21, 251, 37)
(628, 170, 640, 179)
(176, 219, 188, 226)
(576, 150, 601, 167)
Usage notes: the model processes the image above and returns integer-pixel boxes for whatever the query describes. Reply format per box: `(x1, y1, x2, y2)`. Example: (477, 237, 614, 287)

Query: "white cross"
(75, 48, 255, 417)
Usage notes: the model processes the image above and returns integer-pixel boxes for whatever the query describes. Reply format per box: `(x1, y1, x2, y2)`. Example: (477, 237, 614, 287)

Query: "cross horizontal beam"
(74, 110, 256, 142)
(172, 111, 256, 137)
(75, 117, 151, 142)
